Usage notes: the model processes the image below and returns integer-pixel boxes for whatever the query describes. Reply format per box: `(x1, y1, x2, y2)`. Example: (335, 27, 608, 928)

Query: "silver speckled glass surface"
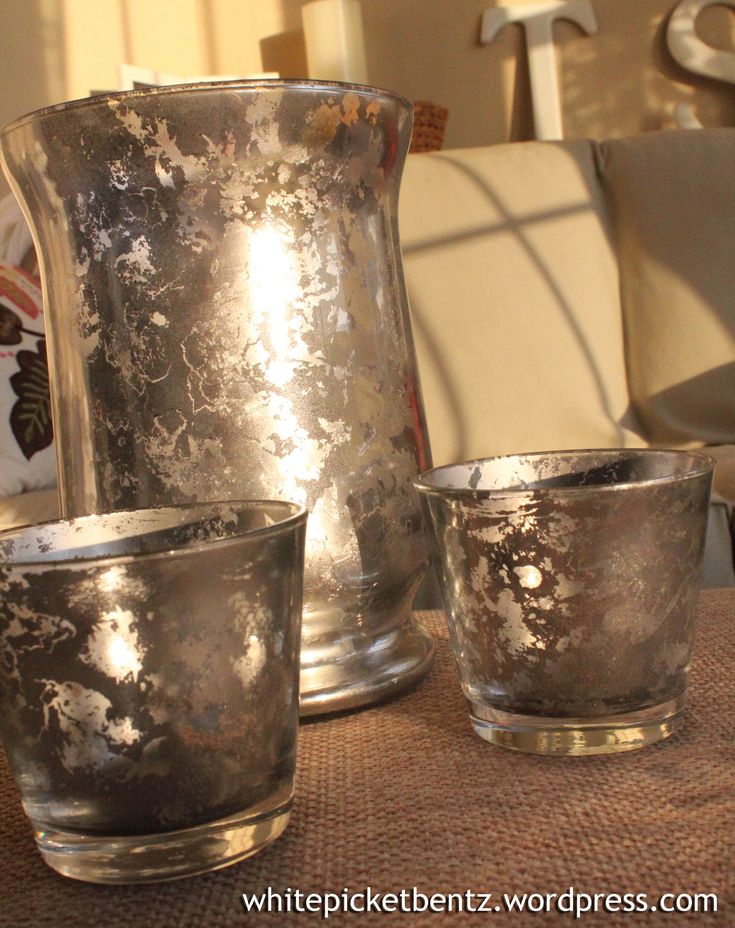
(0, 500, 306, 880)
(415, 450, 714, 754)
(0, 80, 433, 714)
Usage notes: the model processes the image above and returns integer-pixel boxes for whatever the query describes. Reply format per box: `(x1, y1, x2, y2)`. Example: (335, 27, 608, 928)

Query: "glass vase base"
(469, 694, 685, 756)
(32, 802, 291, 884)
(299, 616, 434, 716)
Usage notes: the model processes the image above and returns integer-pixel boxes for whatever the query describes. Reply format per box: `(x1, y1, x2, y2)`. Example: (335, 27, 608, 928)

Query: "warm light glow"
(105, 632, 142, 681)
(98, 566, 124, 593)
(82, 606, 143, 683)
(244, 224, 332, 552)
(514, 565, 543, 589)
(247, 224, 299, 372)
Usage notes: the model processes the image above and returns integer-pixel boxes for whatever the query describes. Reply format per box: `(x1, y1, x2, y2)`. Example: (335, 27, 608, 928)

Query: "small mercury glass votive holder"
(0, 500, 307, 883)
(414, 450, 714, 756)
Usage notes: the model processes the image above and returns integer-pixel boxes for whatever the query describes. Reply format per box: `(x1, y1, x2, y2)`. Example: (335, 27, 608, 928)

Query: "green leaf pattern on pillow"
(0, 263, 52, 461)
(10, 339, 52, 460)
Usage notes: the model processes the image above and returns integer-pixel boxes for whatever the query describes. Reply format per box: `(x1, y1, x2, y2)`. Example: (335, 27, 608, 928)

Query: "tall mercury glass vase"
(0, 80, 434, 714)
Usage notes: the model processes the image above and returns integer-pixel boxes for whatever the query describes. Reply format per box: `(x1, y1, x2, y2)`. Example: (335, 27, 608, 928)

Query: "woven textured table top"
(1, 589, 733, 927)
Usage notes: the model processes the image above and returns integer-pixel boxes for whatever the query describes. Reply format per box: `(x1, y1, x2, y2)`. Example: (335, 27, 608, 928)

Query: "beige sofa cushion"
(598, 129, 735, 447)
(400, 142, 644, 467)
(0, 486, 58, 532)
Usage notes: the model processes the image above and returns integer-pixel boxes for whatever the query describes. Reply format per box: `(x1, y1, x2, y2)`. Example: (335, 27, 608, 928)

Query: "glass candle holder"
(415, 450, 714, 756)
(0, 500, 306, 883)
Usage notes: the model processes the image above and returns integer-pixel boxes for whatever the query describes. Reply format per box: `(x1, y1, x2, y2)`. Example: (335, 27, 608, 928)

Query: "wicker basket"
(410, 100, 449, 153)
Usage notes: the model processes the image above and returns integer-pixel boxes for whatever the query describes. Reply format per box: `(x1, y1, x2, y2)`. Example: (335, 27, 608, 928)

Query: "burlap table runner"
(1, 590, 733, 927)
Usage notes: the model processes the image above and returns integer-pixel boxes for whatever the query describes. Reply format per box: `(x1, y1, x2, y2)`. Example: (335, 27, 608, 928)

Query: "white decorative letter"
(481, 1, 597, 140)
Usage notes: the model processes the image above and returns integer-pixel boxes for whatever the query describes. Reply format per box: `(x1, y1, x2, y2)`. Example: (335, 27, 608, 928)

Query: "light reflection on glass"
(246, 224, 331, 552)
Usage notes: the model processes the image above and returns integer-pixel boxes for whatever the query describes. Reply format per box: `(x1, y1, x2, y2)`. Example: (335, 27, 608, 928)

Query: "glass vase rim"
(0, 78, 413, 137)
(414, 447, 715, 499)
(0, 498, 307, 570)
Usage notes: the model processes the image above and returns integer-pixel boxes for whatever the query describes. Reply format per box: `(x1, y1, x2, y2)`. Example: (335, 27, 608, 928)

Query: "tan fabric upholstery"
(597, 129, 735, 446)
(706, 445, 735, 505)
(400, 142, 645, 467)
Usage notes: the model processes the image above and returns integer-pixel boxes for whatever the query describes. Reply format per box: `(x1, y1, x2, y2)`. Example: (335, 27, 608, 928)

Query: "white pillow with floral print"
(0, 260, 56, 497)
